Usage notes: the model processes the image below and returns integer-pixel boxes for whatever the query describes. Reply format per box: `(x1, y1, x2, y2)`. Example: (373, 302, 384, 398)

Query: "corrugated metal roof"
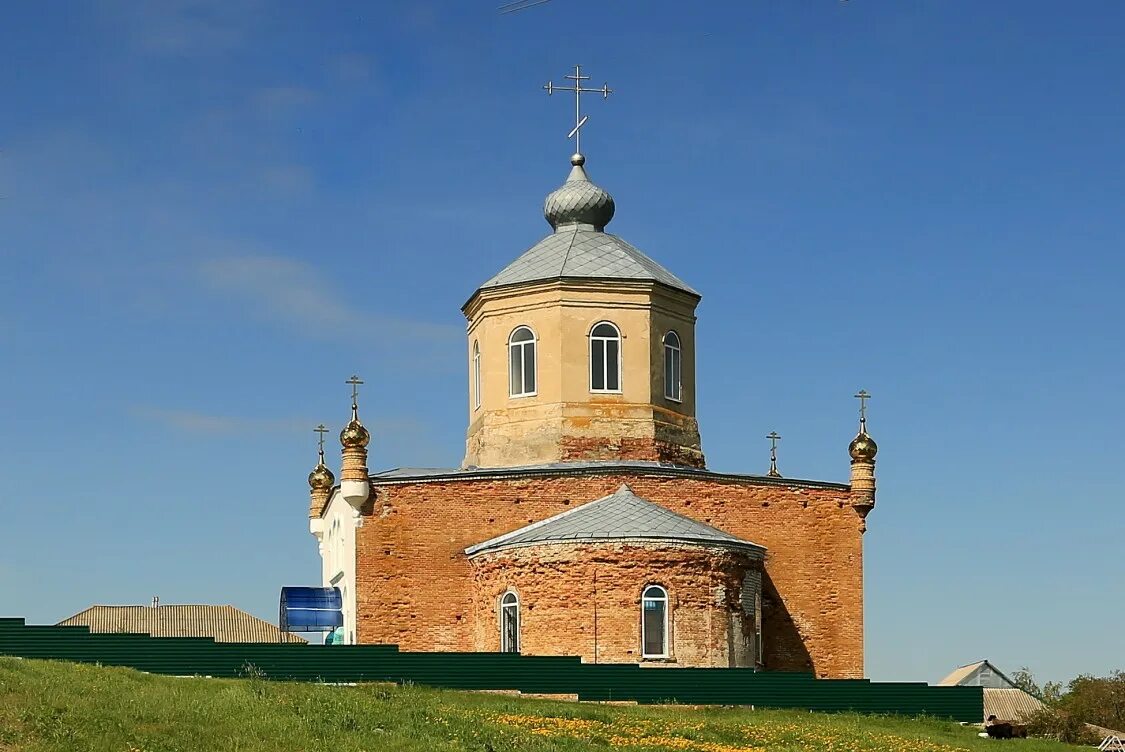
(58, 605, 305, 643)
(465, 483, 764, 556)
(477, 228, 698, 297)
(984, 688, 1043, 722)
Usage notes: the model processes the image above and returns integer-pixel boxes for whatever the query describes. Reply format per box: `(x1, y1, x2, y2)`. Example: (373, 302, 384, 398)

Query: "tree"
(1016, 667, 1125, 744)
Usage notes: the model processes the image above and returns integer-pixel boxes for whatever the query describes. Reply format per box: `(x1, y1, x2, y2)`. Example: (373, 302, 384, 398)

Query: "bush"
(1014, 666, 1125, 744)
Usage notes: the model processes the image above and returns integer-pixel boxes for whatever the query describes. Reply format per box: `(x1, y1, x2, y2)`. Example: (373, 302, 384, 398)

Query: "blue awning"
(279, 587, 343, 633)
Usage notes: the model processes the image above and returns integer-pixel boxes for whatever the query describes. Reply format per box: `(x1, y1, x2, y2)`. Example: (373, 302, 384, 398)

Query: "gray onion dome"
(543, 153, 616, 231)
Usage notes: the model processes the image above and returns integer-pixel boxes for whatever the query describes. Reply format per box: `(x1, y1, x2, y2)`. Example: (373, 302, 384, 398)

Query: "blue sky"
(1, 0, 1122, 684)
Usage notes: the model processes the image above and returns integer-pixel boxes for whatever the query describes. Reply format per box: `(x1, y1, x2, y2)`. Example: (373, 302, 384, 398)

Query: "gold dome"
(849, 432, 878, 462)
(308, 462, 335, 491)
(340, 419, 370, 449)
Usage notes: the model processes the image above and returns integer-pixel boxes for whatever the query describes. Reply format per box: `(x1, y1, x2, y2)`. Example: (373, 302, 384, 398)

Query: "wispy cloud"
(111, 0, 265, 57)
(196, 254, 461, 344)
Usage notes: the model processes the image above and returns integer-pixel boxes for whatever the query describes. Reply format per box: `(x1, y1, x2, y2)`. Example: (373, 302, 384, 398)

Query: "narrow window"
(663, 331, 682, 402)
(500, 591, 519, 652)
(754, 591, 763, 668)
(508, 326, 537, 397)
(590, 322, 621, 392)
(472, 340, 481, 409)
(641, 585, 668, 658)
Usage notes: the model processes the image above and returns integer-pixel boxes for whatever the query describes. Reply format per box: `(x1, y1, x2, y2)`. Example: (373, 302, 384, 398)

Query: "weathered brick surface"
(354, 471, 866, 678)
(469, 542, 760, 667)
(559, 436, 705, 468)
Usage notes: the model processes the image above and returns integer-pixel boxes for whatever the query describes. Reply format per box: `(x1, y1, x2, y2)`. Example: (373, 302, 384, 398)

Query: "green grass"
(0, 657, 1078, 752)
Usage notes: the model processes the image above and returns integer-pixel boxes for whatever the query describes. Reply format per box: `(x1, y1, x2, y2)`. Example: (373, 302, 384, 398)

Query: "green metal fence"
(0, 617, 982, 720)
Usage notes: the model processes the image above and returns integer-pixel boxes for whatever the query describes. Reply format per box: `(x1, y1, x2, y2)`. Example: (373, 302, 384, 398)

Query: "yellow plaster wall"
(462, 280, 704, 468)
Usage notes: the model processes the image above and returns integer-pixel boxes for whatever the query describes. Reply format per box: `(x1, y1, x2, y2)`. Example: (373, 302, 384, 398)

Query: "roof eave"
(463, 275, 701, 315)
(466, 535, 766, 559)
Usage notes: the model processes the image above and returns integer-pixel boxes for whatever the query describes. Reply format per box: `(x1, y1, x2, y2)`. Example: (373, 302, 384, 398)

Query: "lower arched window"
(500, 591, 519, 653)
(641, 585, 668, 658)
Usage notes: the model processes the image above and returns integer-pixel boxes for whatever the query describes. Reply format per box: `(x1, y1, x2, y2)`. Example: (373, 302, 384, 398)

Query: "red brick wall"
(354, 471, 865, 678)
(469, 542, 759, 667)
(559, 436, 706, 468)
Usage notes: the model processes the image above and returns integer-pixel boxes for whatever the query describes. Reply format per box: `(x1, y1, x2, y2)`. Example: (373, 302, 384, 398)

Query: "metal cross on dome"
(766, 431, 782, 478)
(854, 389, 871, 429)
(346, 375, 364, 403)
(314, 424, 329, 458)
(543, 64, 612, 156)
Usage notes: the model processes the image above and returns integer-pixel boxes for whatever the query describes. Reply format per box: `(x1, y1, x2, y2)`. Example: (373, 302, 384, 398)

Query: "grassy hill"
(0, 657, 1077, 752)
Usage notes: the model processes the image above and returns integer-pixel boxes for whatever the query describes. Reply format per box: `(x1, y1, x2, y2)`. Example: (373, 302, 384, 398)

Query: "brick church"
(306, 145, 879, 679)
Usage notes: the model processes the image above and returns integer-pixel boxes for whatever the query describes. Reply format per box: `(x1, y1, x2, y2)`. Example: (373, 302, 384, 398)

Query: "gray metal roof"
(478, 228, 699, 296)
(465, 484, 764, 556)
(368, 460, 850, 492)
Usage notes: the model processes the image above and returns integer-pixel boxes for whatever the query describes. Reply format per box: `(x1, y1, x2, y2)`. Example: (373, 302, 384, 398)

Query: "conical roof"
(473, 156, 698, 298)
(465, 484, 764, 556)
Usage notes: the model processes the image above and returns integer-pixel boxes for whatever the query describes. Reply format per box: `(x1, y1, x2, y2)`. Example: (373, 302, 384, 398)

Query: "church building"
(306, 115, 879, 678)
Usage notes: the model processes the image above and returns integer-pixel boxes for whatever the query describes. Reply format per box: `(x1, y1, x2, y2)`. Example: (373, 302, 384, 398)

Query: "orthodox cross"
(543, 64, 612, 156)
(854, 389, 871, 431)
(766, 431, 782, 478)
(346, 374, 364, 417)
(314, 424, 329, 462)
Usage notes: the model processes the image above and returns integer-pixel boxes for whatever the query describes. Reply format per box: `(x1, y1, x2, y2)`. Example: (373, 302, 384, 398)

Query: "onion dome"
(543, 153, 615, 231)
(340, 417, 370, 449)
(849, 431, 878, 462)
(308, 461, 335, 491)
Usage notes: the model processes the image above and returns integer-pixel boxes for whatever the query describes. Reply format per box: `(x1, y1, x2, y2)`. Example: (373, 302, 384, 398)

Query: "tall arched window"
(663, 331, 682, 402)
(590, 321, 621, 392)
(472, 340, 481, 409)
(500, 591, 519, 653)
(508, 326, 537, 397)
(641, 585, 669, 658)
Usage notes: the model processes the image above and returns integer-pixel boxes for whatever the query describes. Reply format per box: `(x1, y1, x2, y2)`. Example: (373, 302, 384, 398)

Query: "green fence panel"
(0, 618, 983, 721)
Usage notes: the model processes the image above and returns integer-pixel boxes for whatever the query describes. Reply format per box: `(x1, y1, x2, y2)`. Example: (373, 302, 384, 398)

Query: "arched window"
(508, 326, 537, 397)
(500, 591, 519, 653)
(589, 321, 621, 392)
(472, 340, 481, 409)
(641, 585, 669, 658)
(663, 331, 682, 402)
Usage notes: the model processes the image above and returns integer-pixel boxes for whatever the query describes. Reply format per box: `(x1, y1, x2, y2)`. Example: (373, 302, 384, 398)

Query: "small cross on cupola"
(766, 431, 782, 478)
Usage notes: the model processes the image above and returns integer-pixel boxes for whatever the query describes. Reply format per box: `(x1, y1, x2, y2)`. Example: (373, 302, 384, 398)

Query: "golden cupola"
(307, 424, 335, 520)
(848, 390, 877, 522)
(339, 375, 370, 510)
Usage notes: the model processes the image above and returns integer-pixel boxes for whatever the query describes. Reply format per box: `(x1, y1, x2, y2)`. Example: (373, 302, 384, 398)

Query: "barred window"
(500, 591, 519, 653)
